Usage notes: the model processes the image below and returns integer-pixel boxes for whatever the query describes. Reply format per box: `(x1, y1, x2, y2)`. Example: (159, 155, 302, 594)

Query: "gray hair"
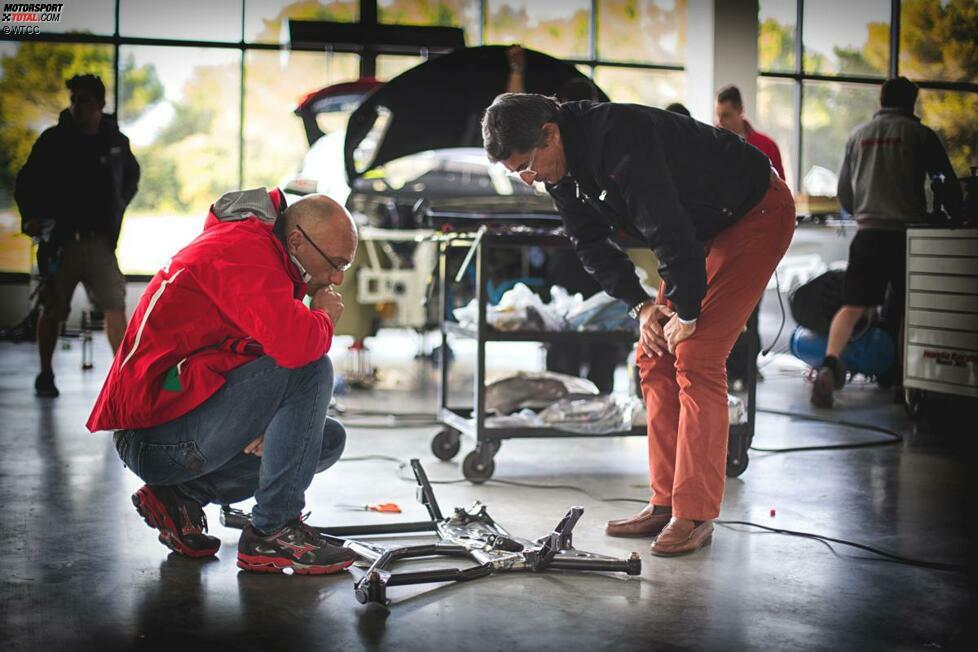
(481, 93, 560, 162)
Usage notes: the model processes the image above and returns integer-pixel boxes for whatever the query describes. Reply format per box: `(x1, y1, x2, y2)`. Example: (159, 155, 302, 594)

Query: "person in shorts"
(812, 77, 962, 408)
(15, 74, 140, 397)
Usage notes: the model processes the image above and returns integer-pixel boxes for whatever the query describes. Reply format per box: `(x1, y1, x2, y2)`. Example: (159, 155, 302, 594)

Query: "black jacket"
(547, 101, 772, 320)
(15, 110, 140, 249)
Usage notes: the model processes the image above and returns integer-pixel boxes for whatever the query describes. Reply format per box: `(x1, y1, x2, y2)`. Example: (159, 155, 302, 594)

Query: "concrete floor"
(0, 336, 973, 651)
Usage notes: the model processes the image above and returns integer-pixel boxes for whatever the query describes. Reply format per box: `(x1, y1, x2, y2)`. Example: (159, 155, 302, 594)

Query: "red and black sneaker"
(131, 485, 221, 558)
(237, 517, 357, 575)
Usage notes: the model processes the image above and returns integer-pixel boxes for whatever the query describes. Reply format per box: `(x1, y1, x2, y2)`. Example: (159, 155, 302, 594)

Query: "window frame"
(759, 0, 978, 192)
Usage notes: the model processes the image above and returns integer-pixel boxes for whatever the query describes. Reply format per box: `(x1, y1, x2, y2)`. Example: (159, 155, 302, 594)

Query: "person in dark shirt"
(15, 74, 140, 397)
(482, 94, 794, 556)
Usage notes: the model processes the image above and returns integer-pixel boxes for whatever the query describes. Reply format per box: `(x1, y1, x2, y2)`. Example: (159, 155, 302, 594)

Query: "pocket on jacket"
(134, 440, 207, 485)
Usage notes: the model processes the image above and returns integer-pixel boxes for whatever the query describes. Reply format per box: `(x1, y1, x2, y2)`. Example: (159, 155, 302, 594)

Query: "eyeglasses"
(296, 224, 352, 273)
(505, 148, 539, 185)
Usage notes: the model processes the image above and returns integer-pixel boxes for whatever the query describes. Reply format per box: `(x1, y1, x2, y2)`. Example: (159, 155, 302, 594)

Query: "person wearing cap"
(482, 94, 795, 556)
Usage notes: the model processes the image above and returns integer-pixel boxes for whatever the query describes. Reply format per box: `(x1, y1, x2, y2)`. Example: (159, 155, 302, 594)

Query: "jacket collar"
(874, 107, 920, 122)
(550, 102, 592, 192)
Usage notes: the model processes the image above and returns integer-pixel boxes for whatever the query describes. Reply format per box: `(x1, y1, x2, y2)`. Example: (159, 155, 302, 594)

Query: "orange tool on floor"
(337, 503, 402, 513)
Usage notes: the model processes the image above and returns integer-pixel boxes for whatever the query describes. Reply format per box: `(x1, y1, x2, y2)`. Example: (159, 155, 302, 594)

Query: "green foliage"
(118, 52, 164, 118)
(900, 0, 978, 83)
(760, 7, 977, 184)
(758, 17, 794, 71)
(0, 41, 162, 208)
(253, 0, 358, 42)
(379, 0, 467, 26)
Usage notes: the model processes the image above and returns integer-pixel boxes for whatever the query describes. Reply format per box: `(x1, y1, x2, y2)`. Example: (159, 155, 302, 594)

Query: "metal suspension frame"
(221, 459, 641, 606)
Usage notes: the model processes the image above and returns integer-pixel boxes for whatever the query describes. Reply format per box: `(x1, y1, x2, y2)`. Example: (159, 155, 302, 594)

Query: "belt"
(72, 230, 102, 241)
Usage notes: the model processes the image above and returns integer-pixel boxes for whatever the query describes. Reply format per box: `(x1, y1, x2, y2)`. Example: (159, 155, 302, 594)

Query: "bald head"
(282, 194, 358, 289)
(285, 194, 356, 242)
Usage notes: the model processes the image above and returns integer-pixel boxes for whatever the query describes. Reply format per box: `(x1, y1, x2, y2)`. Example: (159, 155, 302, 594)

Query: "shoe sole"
(132, 487, 219, 559)
(605, 523, 670, 538)
(236, 553, 355, 575)
(649, 534, 713, 558)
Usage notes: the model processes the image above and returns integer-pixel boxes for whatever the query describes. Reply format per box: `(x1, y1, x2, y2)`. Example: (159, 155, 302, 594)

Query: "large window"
(116, 46, 241, 275)
(244, 50, 359, 192)
(593, 67, 685, 109)
(596, 0, 686, 65)
(46, 0, 117, 35)
(119, 0, 244, 42)
(379, 0, 481, 45)
(0, 0, 691, 278)
(756, 77, 796, 190)
(801, 81, 879, 194)
(486, 0, 591, 60)
(802, 0, 890, 77)
(244, 0, 359, 43)
(759, 0, 978, 195)
(0, 42, 117, 273)
(758, 0, 795, 73)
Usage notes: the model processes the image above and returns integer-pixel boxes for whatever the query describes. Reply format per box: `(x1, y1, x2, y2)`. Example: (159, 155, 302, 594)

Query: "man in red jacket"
(715, 84, 785, 181)
(88, 187, 359, 575)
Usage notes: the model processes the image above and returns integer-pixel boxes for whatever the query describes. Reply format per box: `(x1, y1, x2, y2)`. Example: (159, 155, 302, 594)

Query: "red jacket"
(87, 188, 334, 432)
(744, 121, 785, 181)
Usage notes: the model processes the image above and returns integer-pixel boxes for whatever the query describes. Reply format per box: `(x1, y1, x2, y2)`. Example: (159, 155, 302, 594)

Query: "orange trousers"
(636, 175, 795, 521)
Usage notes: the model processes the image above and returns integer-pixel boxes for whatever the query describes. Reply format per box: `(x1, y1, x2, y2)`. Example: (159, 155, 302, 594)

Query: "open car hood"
(344, 45, 608, 182)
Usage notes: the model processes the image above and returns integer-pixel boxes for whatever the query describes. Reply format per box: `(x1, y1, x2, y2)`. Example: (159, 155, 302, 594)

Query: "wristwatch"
(628, 299, 652, 320)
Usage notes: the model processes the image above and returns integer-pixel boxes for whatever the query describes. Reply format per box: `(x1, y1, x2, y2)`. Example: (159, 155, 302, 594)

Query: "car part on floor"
(221, 458, 641, 606)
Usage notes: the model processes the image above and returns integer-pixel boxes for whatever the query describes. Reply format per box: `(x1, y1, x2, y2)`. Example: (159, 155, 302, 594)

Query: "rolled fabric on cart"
(485, 371, 599, 415)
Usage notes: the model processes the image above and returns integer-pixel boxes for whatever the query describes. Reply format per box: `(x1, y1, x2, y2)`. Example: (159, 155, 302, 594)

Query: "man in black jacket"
(16, 74, 140, 397)
(482, 94, 795, 556)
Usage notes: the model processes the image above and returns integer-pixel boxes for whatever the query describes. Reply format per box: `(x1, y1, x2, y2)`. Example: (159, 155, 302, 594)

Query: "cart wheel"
(431, 428, 461, 461)
(904, 388, 927, 419)
(462, 450, 495, 484)
(725, 452, 749, 478)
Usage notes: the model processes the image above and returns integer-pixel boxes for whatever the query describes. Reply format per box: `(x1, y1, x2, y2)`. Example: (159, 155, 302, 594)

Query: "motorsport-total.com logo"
(2, 3, 64, 35)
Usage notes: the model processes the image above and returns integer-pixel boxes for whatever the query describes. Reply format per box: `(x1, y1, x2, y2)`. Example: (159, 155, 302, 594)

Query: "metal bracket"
(220, 458, 641, 607)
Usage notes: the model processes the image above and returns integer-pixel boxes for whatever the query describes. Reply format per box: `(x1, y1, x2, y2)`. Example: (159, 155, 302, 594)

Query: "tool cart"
(427, 228, 758, 482)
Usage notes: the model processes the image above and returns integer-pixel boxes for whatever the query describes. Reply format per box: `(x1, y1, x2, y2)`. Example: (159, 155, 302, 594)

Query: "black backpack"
(789, 270, 846, 336)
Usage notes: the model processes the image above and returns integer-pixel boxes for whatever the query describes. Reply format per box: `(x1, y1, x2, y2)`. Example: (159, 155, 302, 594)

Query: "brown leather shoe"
(605, 505, 672, 538)
(649, 518, 714, 556)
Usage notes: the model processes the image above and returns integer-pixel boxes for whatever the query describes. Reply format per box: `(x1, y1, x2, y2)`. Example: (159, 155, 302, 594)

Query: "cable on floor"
(337, 454, 964, 572)
(751, 407, 903, 452)
(711, 520, 964, 572)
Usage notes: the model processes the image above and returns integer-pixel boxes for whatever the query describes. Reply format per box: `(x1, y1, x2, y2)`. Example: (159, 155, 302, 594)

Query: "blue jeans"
(115, 355, 345, 533)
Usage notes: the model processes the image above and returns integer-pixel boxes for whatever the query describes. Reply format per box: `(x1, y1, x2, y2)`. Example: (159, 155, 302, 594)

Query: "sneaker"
(131, 485, 221, 558)
(237, 517, 357, 575)
(811, 367, 836, 408)
(35, 372, 59, 397)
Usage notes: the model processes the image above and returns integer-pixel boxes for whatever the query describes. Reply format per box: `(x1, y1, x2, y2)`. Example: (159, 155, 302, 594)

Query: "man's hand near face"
(311, 286, 344, 323)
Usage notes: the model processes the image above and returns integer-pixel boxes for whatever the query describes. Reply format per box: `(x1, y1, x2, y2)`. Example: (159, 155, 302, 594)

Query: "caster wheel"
(904, 388, 927, 419)
(431, 428, 461, 461)
(725, 453, 749, 478)
(462, 450, 495, 484)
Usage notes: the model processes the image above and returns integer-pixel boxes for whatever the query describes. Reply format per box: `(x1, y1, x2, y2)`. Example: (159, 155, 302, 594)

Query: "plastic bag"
(539, 395, 640, 435)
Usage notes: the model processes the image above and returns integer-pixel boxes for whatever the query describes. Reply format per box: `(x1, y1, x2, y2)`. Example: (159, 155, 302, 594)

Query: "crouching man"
(87, 188, 359, 575)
